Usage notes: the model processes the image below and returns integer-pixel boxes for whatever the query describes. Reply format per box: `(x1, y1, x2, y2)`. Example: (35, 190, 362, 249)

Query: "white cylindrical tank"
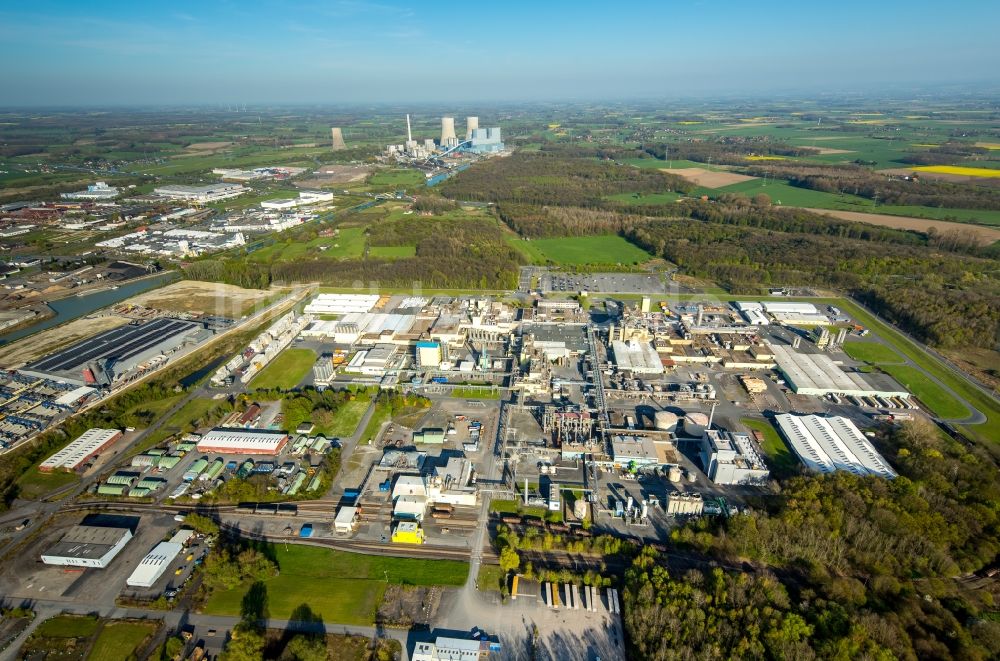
(686, 469, 697, 483)
(573, 498, 588, 520)
(668, 466, 682, 483)
(654, 411, 678, 432)
(684, 412, 709, 436)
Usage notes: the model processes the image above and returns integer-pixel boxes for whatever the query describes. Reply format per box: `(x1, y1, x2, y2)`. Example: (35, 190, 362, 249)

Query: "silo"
(668, 466, 682, 483)
(466, 116, 479, 140)
(683, 412, 709, 436)
(654, 411, 678, 432)
(441, 117, 456, 144)
(686, 469, 697, 483)
(331, 127, 346, 150)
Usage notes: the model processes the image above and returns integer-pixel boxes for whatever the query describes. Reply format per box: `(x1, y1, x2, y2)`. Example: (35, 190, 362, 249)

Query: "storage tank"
(573, 498, 588, 520)
(683, 412, 709, 436)
(686, 469, 697, 483)
(668, 466, 683, 483)
(654, 411, 678, 432)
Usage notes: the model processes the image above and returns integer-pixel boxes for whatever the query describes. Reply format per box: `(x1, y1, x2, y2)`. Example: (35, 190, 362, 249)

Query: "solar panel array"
(29, 318, 198, 374)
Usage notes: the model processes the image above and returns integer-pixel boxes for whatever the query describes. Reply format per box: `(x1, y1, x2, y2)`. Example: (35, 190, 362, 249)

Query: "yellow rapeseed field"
(745, 155, 787, 161)
(913, 165, 1000, 178)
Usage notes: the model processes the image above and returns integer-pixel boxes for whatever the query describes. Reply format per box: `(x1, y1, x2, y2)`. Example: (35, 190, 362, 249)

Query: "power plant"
(330, 127, 346, 150)
(440, 117, 457, 147)
(465, 116, 478, 140)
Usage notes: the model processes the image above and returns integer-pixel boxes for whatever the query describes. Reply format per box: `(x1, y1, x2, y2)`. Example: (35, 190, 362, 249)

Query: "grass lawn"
(879, 365, 971, 419)
(450, 386, 500, 400)
(250, 227, 367, 262)
(88, 621, 159, 661)
(35, 614, 99, 639)
(16, 469, 79, 500)
(477, 564, 506, 593)
(841, 340, 904, 365)
(321, 398, 371, 438)
(367, 169, 425, 190)
(742, 418, 798, 478)
(249, 348, 316, 390)
(203, 545, 467, 625)
(490, 499, 559, 521)
(133, 397, 224, 454)
(517, 235, 652, 266)
(369, 245, 417, 259)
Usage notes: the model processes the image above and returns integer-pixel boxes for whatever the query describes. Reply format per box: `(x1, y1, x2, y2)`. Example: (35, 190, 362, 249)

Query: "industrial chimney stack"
(330, 127, 346, 150)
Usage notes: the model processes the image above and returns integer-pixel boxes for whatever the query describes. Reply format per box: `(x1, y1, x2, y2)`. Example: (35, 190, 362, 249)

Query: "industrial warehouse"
(20, 317, 209, 386)
(769, 344, 910, 399)
(38, 428, 123, 472)
(774, 413, 897, 479)
(195, 428, 290, 455)
(40, 524, 133, 568)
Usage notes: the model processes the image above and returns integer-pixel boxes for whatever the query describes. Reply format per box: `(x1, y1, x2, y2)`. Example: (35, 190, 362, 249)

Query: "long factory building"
(769, 344, 909, 398)
(21, 318, 206, 386)
(195, 428, 290, 455)
(39, 428, 123, 472)
(774, 413, 897, 479)
(41, 525, 133, 568)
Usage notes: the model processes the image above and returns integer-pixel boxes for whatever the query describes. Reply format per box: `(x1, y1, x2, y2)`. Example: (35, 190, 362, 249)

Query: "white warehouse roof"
(126, 541, 184, 587)
(303, 293, 380, 315)
(611, 340, 663, 375)
(762, 301, 818, 314)
(774, 414, 896, 479)
(39, 428, 122, 472)
(770, 344, 909, 397)
(196, 428, 289, 455)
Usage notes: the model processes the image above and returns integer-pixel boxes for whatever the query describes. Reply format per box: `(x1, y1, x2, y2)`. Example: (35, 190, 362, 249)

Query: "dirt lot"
(377, 585, 442, 627)
(0, 314, 128, 367)
(660, 167, 757, 188)
(803, 146, 854, 155)
(127, 280, 277, 317)
(805, 208, 1000, 245)
(296, 164, 373, 188)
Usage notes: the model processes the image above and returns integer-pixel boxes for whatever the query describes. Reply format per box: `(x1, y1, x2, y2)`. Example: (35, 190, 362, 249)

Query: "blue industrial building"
(466, 127, 504, 153)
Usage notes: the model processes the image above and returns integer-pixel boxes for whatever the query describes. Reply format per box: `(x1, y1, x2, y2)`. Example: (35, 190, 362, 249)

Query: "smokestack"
(441, 117, 456, 144)
(406, 114, 412, 143)
(466, 116, 479, 140)
(708, 402, 716, 429)
(330, 127, 346, 150)
(697, 304, 703, 326)
(524, 478, 529, 505)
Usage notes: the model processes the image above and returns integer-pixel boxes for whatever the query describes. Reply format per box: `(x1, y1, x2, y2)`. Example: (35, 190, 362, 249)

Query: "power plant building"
(467, 127, 504, 153)
(41, 525, 133, 568)
(774, 414, 897, 479)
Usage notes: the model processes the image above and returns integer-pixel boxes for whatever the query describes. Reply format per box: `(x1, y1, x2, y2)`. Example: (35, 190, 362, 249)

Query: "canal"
(0, 271, 179, 345)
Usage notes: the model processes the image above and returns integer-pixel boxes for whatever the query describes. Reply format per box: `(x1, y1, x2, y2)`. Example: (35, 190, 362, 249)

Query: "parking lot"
(541, 272, 667, 294)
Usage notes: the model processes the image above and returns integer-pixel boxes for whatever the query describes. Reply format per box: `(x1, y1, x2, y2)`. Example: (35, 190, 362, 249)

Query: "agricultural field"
(514, 235, 652, 266)
(202, 545, 467, 625)
(912, 165, 1000, 178)
(368, 245, 417, 258)
(662, 167, 756, 188)
(249, 348, 316, 390)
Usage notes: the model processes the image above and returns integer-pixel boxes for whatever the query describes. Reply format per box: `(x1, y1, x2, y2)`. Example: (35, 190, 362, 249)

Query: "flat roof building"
(195, 428, 290, 455)
(413, 637, 500, 661)
(153, 183, 247, 202)
(774, 414, 896, 479)
(22, 318, 203, 386)
(770, 344, 909, 398)
(41, 525, 133, 568)
(700, 429, 770, 485)
(611, 339, 664, 375)
(126, 540, 184, 587)
(39, 428, 123, 472)
(303, 293, 380, 315)
(61, 182, 119, 200)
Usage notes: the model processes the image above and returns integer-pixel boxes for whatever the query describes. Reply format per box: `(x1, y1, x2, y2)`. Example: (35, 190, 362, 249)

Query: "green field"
(841, 340, 904, 365)
(742, 418, 798, 478)
(369, 245, 417, 258)
(249, 348, 316, 390)
(477, 564, 506, 593)
(16, 468, 79, 500)
(203, 545, 467, 625)
(87, 621, 159, 661)
(35, 614, 99, 639)
(321, 398, 371, 437)
(133, 397, 224, 454)
(367, 169, 425, 190)
(249, 227, 367, 262)
(879, 364, 971, 420)
(515, 235, 652, 266)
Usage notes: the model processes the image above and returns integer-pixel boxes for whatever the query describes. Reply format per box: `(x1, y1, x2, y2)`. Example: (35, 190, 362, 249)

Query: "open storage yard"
(126, 280, 277, 317)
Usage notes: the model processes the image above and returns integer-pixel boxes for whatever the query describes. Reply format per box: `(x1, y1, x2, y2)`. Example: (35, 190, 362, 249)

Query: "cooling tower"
(466, 116, 479, 140)
(330, 127, 346, 150)
(441, 117, 456, 144)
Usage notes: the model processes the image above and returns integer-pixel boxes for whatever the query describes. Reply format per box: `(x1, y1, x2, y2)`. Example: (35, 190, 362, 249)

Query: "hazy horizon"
(2, 0, 999, 106)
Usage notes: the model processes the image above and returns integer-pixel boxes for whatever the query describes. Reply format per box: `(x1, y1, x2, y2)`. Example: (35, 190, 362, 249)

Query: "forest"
(625, 420, 1000, 660)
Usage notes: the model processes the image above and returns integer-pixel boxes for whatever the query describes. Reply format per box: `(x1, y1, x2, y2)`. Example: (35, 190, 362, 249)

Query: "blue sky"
(1, 0, 998, 105)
